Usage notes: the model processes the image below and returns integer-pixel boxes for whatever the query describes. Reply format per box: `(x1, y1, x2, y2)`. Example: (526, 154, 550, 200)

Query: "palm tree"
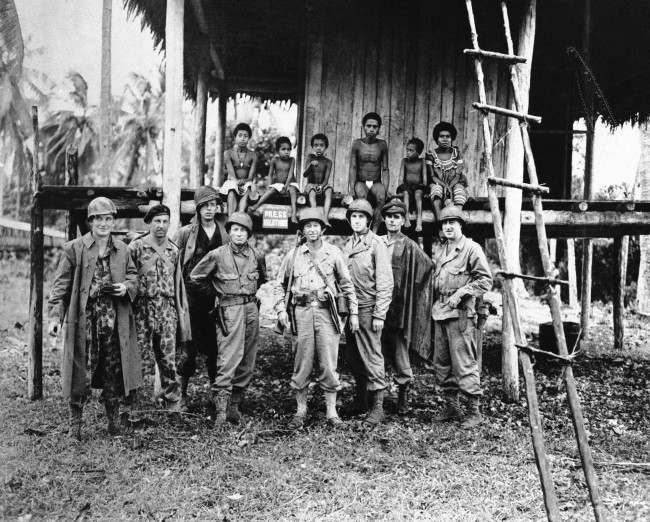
(111, 72, 164, 186)
(0, 0, 31, 216)
(40, 72, 98, 184)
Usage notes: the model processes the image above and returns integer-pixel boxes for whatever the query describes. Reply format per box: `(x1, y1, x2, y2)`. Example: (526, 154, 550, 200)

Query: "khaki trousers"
(433, 318, 481, 396)
(346, 311, 387, 391)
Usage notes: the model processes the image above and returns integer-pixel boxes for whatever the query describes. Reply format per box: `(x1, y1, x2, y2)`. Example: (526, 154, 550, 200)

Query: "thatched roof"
(123, 0, 650, 126)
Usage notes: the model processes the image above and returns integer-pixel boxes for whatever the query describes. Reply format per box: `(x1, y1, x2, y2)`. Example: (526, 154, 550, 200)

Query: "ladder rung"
(463, 48, 527, 63)
(487, 176, 550, 195)
(496, 270, 569, 286)
(473, 102, 542, 124)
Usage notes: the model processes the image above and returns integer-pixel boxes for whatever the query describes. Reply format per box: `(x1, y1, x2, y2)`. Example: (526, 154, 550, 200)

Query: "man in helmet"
(274, 208, 359, 429)
(343, 198, 393, 426)
(190, 212, 266, 427)
(128, 204, 191, 411)
(379, 199, 433, 415)
(432, 205, 492, 429)
(48, 197, 141, 439)
(174, 186, 227, 409)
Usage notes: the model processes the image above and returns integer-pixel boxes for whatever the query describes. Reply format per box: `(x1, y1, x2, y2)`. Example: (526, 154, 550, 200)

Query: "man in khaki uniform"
(190, 212, 266, 427)
(344, 199, 394, 426)
(432, 205, 492, 429)
(275, 208, 359, 429)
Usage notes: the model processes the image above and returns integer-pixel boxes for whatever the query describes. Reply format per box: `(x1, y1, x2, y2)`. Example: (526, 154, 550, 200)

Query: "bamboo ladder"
(463, 2, 605, 521)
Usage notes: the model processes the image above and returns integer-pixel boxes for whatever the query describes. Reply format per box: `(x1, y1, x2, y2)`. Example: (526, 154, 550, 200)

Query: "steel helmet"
(298, 208, 328, 229)
(381, 198, 407, 217)
(226, 211, 253, 234)
(346, 198, 373, 222)
(87, 197, 117, 219)
(439, 205, 467, 224)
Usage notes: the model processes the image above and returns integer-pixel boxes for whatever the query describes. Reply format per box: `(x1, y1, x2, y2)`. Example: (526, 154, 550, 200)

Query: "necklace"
(235, 149, 247, 168)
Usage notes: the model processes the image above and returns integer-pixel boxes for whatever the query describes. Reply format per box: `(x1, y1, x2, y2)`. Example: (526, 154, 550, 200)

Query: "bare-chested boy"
(396, 138, 427, 232)
(348, 112, 389, 231)
(250, 136, 300, 223)
(426, 122, 469, 221)
(220, 123, 257, 215)
(303, 133, 333, 226)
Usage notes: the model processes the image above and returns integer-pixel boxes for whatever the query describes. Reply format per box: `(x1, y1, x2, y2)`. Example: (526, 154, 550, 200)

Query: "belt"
(293, 290, 328, 307)
(219, 294, 256, 307)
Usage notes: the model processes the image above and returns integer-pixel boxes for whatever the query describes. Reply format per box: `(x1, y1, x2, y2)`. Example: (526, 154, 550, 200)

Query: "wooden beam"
(28, 106, 44, 401)
(188, 0, 225, 79)
(163, 0, 185, 233)
(213, 93, 227, 187)
(463, 48, 527, 63)
(473, 102, 542, 124)
(65, 146, 79, 240)
(190, 42, 209, 188)
(99, 0, 112, 184)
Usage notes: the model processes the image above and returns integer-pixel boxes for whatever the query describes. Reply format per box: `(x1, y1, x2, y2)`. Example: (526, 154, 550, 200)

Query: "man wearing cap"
(190, 212, 266, 427)
(274, 208, 359, 429)
(379, 199, 433, 415)
(48, 197, 141, 438)
(343, 198, 393, 426)
(432, 205, 492, 429)
(128, 205, 190, 411)
(175, 186, 226, 407)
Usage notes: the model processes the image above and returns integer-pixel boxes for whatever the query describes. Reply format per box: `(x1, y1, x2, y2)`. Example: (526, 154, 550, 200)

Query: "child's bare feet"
(404, 219, 412, 228)
(290, 213, 299, 224)
(415, 221, 422, 233)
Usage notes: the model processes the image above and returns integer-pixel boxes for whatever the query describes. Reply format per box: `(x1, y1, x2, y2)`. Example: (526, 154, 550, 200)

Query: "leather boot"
(433, 392, 461, 422)
(104, 402, 121, 435)
(288, 388, 308, 430)
(397, 383, 410, 415)
(227, 388, 243, 424)
(351, 376, 369, 414)
(179, 375, 189, 412)
(324, 391, 344, 428)
(213, 390, 231, 428)
(69, 404, 83, 440)
(364, 389, 385, 426)
(461, 395, 483, 429)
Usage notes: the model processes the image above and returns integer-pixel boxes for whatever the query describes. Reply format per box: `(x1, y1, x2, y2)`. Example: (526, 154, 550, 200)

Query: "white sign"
(263, 208, 289, 229)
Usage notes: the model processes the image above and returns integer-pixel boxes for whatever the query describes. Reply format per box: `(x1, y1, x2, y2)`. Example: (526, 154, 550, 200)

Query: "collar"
(353, 230, 371, 243)
(229, 241, 250, 256)
(82, 232, 115, 251)
(382, 231, 404, 245)
(300, 240, 331, 256)
(143, 233, 171, 251)
(444, 235, 467, 251)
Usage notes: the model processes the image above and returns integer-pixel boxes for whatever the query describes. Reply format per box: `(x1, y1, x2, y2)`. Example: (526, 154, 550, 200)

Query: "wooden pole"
(580, 0, 594, 332)
(213, 92, 227, 187)
(464, 4, 559, 518)
(566, 238, 579, 307)
(190, 42, 209, 188)
(100, 0, 112, 184)
(162, 0, 185, 233)
(28, 106, 44, 400)
(65, 146, 79, 240)
(613, 236, 627, 349)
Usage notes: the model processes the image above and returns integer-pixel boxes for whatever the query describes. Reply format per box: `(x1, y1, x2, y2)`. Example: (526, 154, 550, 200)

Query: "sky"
(14, 0, 641, 192)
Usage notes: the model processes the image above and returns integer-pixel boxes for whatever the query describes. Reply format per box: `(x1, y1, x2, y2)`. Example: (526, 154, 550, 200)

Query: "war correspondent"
(190, 212, 267, 427)
(431, 205, 492, 429)
(344, 199, 394, 426)
(275, 208, 359, 429)
(174, 186, 226, 408)
(128, 204, 191, 412)
(348, 112, 389, 231)
(47, 197, 141, 439)
(379, 199, 433, 414)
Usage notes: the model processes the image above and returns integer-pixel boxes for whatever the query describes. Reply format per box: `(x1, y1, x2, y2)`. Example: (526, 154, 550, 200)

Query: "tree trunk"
(100, 0, 112, 184)
(213, 93, 226, 187)
(162, 0, 185, 233)
(190, 42, 209, 188)
(636, 122, 650, 314)
(501, 0, 536, 402)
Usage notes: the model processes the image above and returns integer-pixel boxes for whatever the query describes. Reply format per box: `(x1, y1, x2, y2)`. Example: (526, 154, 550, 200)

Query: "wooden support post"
(488, 176, 549, 194)
(567, 238, 579, 307)
(213, 92, 227, 187)
(99, 0, 112, 184)
(464, 5, 559, 517)
(463, 48, 527, 63)
(613, 236, 627, 349)
(65, 146, 79, 240)
(190, 43, 209, 188)
(28, 106, 44, 400)
(162, 0, 185, 233)
(473, 102, 542, 124)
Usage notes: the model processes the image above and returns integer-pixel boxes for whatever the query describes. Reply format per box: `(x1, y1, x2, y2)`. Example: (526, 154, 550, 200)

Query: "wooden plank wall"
(301, 0, 511, 197)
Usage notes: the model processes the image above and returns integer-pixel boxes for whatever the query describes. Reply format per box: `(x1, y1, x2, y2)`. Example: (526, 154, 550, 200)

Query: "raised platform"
(38, 185, 650, 239)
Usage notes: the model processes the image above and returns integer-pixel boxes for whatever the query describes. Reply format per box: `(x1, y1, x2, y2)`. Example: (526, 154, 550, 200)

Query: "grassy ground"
(1, 258, 648, 520)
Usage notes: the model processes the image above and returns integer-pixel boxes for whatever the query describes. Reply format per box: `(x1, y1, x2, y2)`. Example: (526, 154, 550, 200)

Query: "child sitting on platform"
(397, 137, 427, 231)
(220, 123, 258, 215)
(249, 136, 300, 223)
(303, 133, 333, 226)
(426, 122, 469, 220)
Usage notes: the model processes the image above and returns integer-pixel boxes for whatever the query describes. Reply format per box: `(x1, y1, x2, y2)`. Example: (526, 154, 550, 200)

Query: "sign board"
(263, 207, 289, 229)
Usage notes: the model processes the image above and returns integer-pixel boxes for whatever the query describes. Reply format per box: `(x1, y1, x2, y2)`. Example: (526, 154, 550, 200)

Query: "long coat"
(48, 233, 142, 399)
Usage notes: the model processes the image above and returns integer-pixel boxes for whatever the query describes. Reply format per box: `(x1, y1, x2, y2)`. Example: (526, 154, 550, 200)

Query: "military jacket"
(431, 235, 492, 321)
